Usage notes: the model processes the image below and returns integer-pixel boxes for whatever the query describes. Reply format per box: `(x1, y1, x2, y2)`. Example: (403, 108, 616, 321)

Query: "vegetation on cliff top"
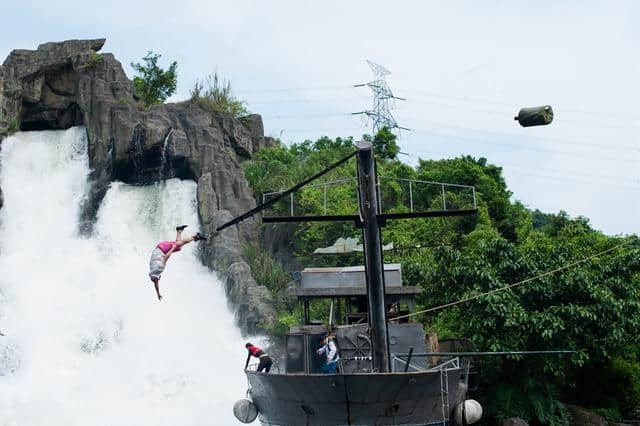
(131, 51, 178, 107)
(244, 129, 640, 425)
(189, 72, 249, 118)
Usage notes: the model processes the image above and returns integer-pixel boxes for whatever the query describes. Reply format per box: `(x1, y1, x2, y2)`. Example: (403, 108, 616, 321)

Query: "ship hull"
(246, 369, 463, 426)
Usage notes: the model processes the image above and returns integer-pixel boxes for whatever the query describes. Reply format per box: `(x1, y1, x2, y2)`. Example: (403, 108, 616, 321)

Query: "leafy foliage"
(190, 72, 248, 118)
(363, 126, 400, 160)
(244, 243, 290, 294)
(590, 407, 622, 422)
(80, 51, 102, 69)
(7, 116, 19, 134)
(572, 348, 640, 417)
(131, 51, 177, 107)
(244, 135, 361, 265)
(244, 243, 297, 336)
(479, 376, 571, 426)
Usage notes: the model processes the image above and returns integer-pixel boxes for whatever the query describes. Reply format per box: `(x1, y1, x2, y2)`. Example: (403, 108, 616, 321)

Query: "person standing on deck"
(317, 333, 340, 374)
(148, 225, 208, 301)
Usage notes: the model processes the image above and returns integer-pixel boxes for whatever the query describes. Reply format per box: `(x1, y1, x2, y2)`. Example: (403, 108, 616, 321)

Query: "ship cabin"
(285, 263, 435, 374)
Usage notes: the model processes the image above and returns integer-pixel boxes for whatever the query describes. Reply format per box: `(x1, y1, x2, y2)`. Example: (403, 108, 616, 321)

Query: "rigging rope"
(215, 150, 357, 232)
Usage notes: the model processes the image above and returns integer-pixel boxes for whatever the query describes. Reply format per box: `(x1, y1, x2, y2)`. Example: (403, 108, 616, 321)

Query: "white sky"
(2, 1, 638, 236)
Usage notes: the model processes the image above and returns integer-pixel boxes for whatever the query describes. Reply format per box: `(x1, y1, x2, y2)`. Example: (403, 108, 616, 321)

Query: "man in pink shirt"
(148, 225, 207, 300)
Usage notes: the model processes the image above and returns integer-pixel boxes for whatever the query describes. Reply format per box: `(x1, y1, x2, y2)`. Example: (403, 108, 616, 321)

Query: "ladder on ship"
(440, 367, 450, 425)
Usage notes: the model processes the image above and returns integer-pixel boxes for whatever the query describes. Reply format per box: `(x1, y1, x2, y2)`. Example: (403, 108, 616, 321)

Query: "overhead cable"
(390, 240, 634, 323)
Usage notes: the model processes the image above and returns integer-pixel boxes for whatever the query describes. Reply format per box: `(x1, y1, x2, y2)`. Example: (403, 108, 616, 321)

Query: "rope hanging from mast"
(215, 150, 357, 232)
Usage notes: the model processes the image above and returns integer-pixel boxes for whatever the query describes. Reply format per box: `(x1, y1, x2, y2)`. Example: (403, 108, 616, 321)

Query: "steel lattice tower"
(353, 60, 409, 135)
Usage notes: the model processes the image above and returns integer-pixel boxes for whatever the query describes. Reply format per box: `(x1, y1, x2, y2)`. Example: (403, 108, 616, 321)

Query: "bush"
(591, 407, 622, 422)
(190, 72, 248, 118)
(131, 51, 177, 107)
(480, 378, 572, 426)
(244, 244, 290, 294)
(244, 244, 298, 336)
(7, 116, 19, 134)
(573, 352, 640, 418)
(80, 51, 102, 69)
(611, 355, 640, 414)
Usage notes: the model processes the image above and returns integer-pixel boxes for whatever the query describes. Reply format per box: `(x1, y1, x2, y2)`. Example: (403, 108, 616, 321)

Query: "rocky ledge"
(0, 38, 276, 334)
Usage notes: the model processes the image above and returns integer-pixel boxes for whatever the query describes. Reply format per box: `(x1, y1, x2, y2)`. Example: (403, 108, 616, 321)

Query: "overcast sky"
(2, 1, 638, 236)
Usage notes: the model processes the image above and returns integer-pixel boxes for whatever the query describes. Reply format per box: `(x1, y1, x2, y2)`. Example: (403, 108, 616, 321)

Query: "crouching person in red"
(244, 343, 273, 373)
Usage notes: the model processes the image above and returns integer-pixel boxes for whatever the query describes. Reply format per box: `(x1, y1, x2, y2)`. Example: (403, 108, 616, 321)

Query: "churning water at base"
(0, 127, 247, 426)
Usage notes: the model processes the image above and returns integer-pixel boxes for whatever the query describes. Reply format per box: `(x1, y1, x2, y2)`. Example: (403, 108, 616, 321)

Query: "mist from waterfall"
(0, 127, 247, 426)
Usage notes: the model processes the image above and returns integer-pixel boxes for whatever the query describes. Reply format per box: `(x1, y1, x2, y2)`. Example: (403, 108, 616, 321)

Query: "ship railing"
(246, 361, 281, 374)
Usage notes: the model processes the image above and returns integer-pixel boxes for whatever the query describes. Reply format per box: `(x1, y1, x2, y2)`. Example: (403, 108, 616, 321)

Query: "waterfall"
(0, 127, 248, 426)
(159, 128, 175, 180)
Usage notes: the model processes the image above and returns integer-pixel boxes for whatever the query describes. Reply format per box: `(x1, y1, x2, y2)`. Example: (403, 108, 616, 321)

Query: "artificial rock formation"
(565, 405, 633, 426)
(503, 418, 529, 426)
(0, 38, 276, 334)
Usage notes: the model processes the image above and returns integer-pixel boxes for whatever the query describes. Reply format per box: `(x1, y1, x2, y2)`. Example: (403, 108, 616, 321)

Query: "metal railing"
(391, 354, 461, 373)
(246, 361, 280, 374)
(262, 177, 358, 216)
(262, 176, 476, 218)
(377, 176, 477, 213)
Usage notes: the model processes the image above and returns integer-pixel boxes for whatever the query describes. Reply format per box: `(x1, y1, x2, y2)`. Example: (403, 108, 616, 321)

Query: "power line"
(394, 87, 640, 123)
(236, 85, 351, 94)
(257, 105, 637, 152)
(410, 126, 638, 162)
(507, 170, 639, 191)
(404, 117, 637, 152)
(250, 90, 639, 134)
(404, 143, 639, 190)
(248, 96, 361, 106)
(236, 83, 640, 122)
(396, 95, 639, 132)
(436, 165, 638, 192)
(390, 240, 633, 322)
(262, 112, 349, 119)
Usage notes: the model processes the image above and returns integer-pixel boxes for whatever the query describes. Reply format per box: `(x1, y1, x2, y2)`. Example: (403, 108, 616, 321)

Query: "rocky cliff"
(0, 38, 276, 334)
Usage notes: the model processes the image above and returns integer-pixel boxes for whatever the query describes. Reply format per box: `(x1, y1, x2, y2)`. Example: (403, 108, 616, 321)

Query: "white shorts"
(149, 248, 165, 280)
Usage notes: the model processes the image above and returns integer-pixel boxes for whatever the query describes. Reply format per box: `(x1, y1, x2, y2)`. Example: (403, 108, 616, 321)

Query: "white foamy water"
(0, 127, 248, 426)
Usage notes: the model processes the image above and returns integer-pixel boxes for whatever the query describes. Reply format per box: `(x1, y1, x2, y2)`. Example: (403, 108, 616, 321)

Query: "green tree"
(420, 231, 640, 424)
(131, 51, 177, 107)
(364, 126, 400, 160)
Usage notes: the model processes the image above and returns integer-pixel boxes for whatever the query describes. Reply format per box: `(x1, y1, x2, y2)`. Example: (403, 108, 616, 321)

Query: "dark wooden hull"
(246, 369, 463, 426)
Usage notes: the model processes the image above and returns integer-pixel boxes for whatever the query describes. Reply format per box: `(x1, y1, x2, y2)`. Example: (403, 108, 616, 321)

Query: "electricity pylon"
(353, 60, 409, 135)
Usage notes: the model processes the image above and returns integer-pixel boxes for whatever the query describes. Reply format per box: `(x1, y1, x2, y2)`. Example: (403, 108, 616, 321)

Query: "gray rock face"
(565, 404, 608, 426)
(225, 261, 277, 335)
(503, 418, 529, 426)
(0, 38, 273, 334)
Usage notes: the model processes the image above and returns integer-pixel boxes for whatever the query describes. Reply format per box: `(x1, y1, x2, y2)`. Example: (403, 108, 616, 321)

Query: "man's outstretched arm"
(245, 352, 251, 370)
(153, 280, 163, 301)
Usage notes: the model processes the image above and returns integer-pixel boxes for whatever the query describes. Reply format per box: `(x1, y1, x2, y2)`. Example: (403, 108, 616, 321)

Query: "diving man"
(148, 225, 207, 301)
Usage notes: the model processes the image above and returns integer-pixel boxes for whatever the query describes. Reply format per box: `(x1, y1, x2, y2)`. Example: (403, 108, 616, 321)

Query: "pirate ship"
(222, 141, 482, 425)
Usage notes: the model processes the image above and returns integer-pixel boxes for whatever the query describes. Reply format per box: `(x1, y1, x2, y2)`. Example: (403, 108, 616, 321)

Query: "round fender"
(454, 399, 483, 425)
(233, 398, 258, 423)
